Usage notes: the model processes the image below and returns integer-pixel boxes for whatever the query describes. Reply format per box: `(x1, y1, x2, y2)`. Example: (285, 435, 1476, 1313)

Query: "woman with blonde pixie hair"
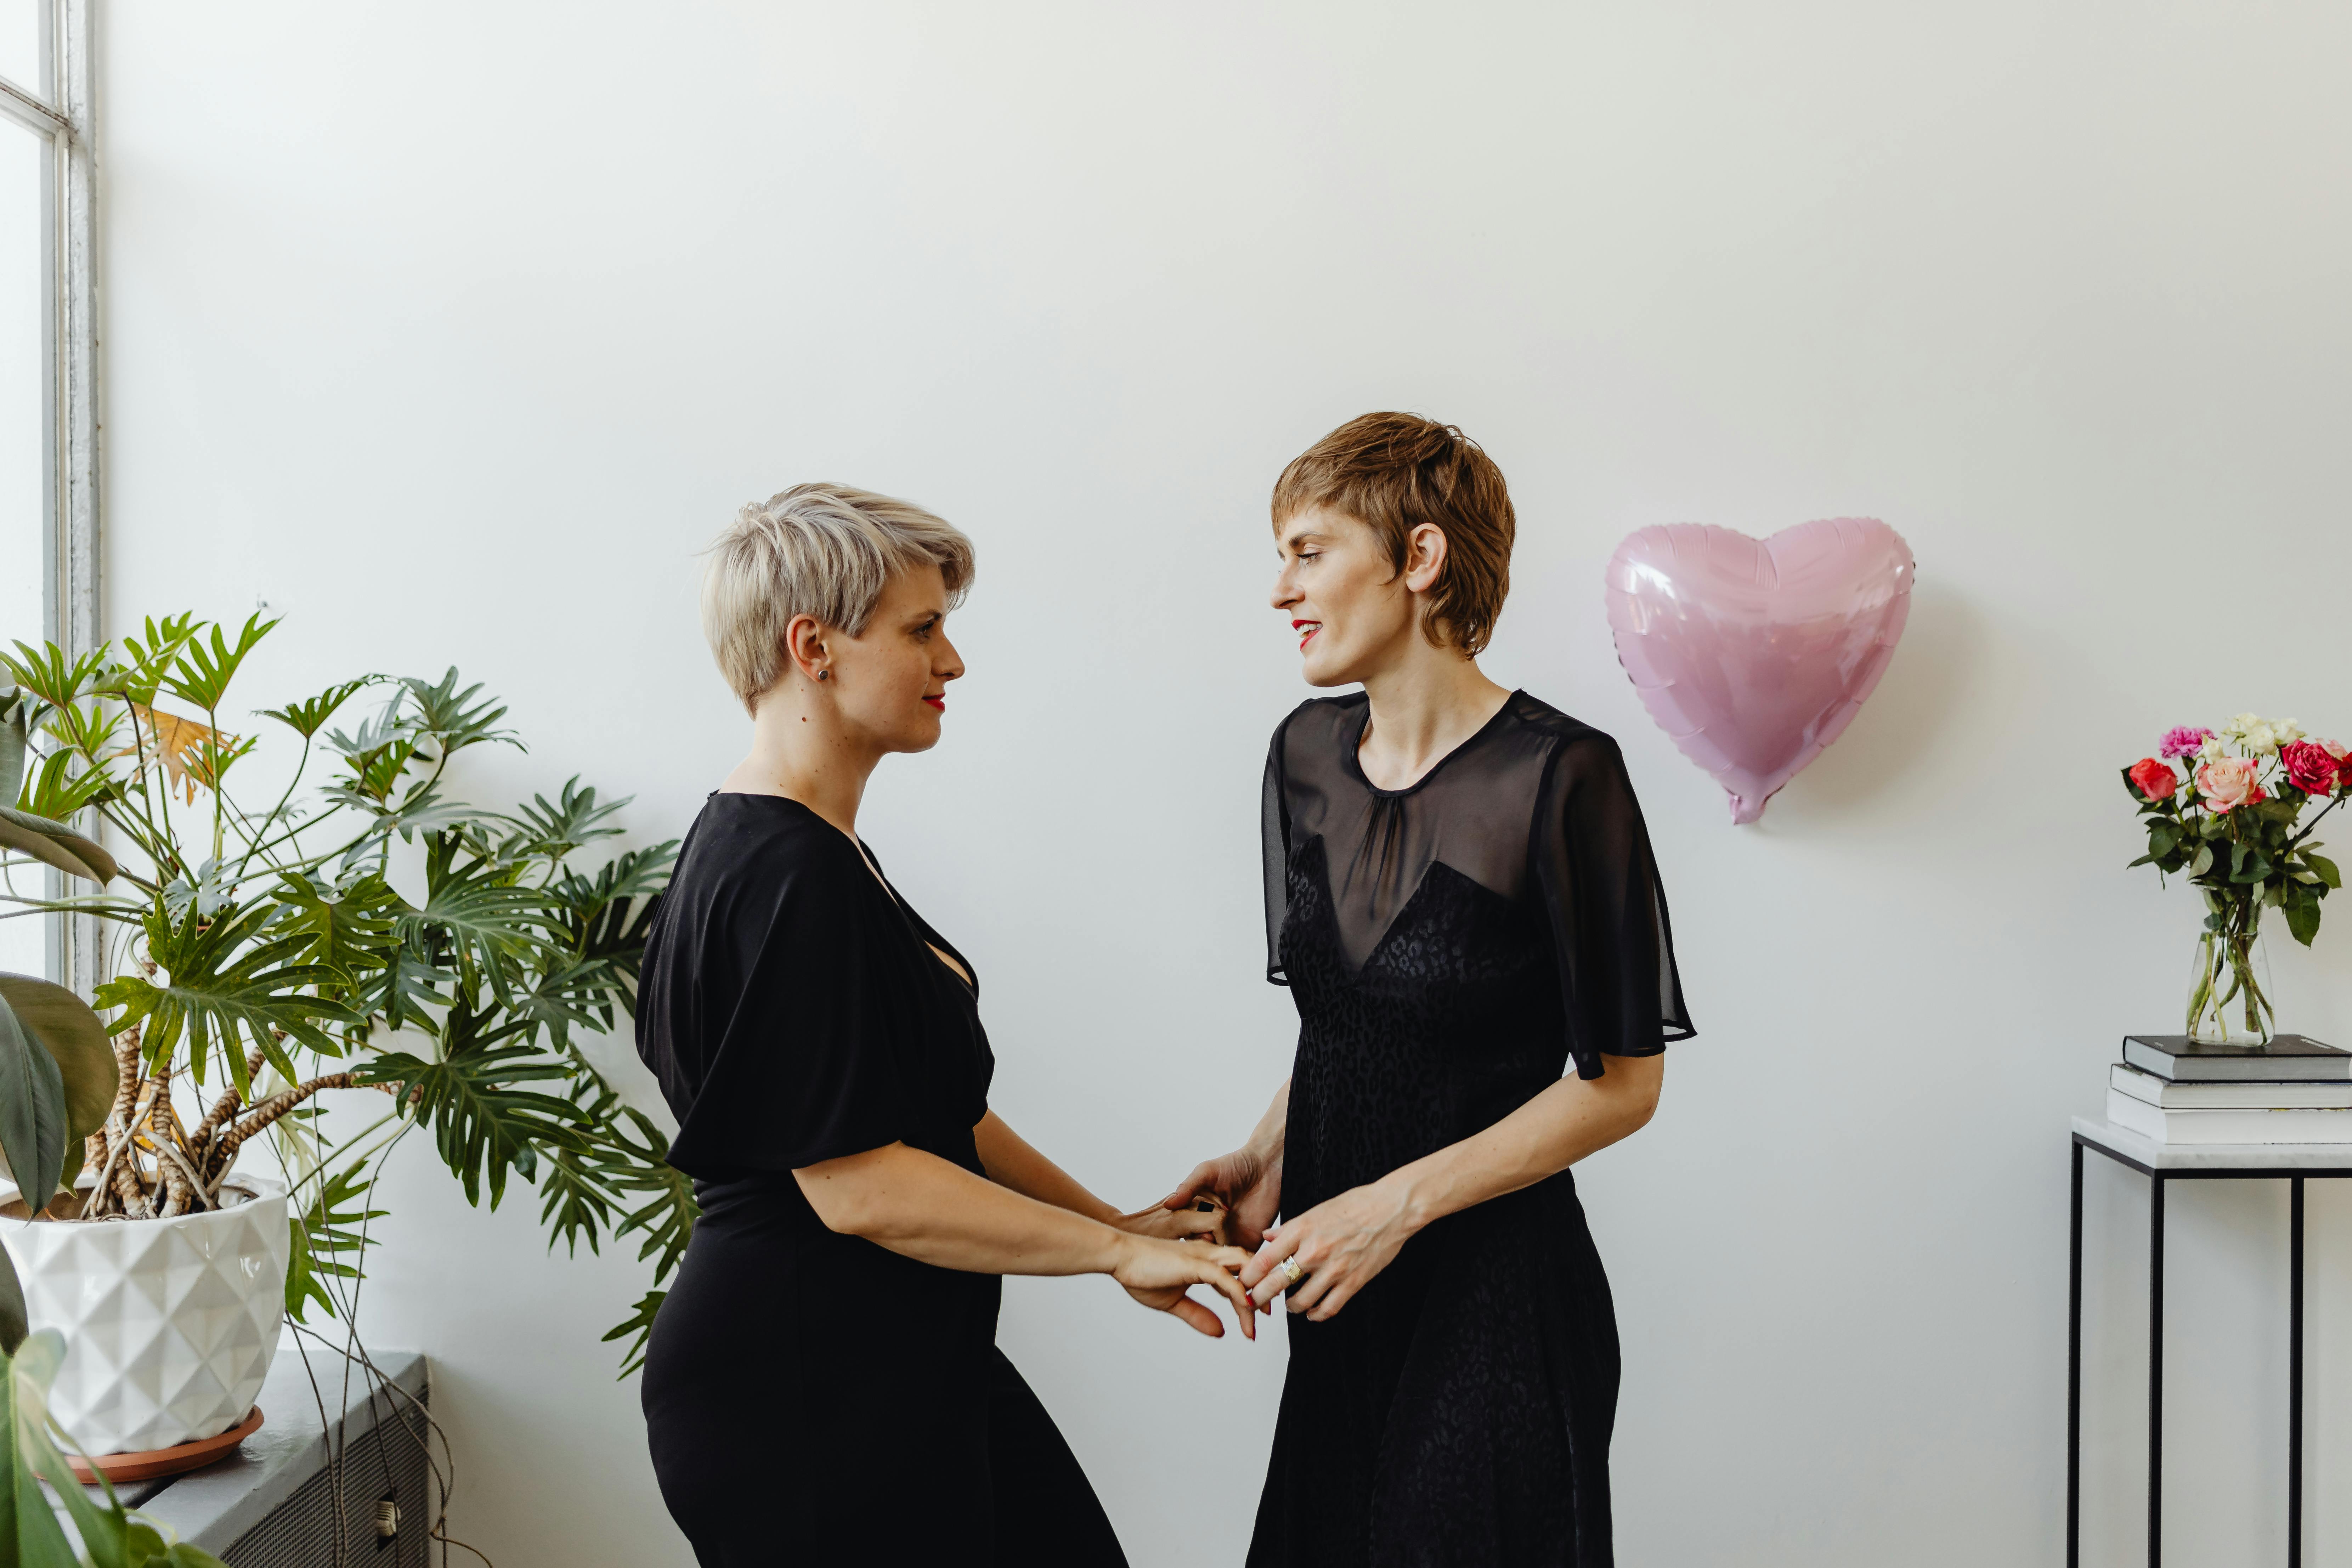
(637, 482, 1251, 1566)
(1165, 415, 1694, 1566)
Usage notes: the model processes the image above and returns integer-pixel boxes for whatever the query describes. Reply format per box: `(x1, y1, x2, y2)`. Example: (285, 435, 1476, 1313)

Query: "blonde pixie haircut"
(702, 482, 976, 714)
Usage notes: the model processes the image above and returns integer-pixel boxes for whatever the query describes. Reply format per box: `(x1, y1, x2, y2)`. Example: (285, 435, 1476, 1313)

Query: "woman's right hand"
(1110, 1233, 1256, 1340)
(1160, 1145, 1283, 1249)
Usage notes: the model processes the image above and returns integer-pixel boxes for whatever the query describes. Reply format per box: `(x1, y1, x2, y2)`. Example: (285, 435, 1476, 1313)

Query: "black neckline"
(1341, 691, 1524, 799)
(707, 790, 976, 997)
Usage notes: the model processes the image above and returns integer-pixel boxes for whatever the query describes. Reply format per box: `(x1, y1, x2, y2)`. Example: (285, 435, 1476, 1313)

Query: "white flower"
(2200, 733, 2230, 761)
(2222, 712, 2299, 754)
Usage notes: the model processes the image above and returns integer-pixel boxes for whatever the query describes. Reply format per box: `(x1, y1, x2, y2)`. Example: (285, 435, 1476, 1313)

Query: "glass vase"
(2186, 891, 2275, 1046)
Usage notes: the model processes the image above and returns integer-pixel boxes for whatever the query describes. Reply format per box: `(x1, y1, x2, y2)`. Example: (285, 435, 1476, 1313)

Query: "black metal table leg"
(2071, 1139, 2084, 1568)
(2151, 1174, 2166, 1568)
(2291, 1177, 2305, 1568)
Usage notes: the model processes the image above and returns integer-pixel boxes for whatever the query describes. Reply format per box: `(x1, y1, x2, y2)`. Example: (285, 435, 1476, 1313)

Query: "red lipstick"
(922, 696, 945, 711)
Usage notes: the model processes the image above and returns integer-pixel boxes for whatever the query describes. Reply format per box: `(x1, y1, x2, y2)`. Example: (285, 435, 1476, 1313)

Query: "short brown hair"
(1271, 412, 1514, 655)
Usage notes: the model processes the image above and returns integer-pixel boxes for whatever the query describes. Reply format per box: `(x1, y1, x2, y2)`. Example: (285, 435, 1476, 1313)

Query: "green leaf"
(107, 615, 200, 707)
(270, 871, 403, 985)
(259, 677, 374, 741)
(354, 996, 589, 1208)
(95, 898, 356, 1094)
(399, 833, 555, 1000)
(285, 1162, 388, 1322)
(0, 687, 23, 804)
(0, 973, 117, 1143)
(15, 745, 113, 821)
(399, 668, 521, 761)
(2308, 853, 2342, 890)
(500, 777, 627, 864)
(0, 1244, 24, 1356)
(159, 614, 276, 713)
(2287, 887, 2323, 946)
(601, 1291, 666, 1379)
(0, 640, 109, 720)
(0, 1335, 88, 1567)
(2191, 844, 2216, 877)
(0, 803, 117, 884)
(0, 994, 68, 1215)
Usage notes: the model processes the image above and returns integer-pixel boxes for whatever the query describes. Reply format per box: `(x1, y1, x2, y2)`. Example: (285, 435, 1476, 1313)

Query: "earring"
(815, 669, 830, 681)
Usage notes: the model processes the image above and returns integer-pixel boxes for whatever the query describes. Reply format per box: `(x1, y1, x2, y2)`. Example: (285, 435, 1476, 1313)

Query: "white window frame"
(1, 0, 99, 992)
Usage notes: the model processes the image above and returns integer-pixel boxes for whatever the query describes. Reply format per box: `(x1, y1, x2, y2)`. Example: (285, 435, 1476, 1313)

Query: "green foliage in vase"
(0, 616, 692, 1371)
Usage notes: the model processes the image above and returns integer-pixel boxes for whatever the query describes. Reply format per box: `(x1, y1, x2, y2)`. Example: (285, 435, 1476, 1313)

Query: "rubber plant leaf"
(0, 973, 115, 1143)
(0, 1331, 91, 1568)
(0, 804, 116, 885)
(0, 995, 67, 1215)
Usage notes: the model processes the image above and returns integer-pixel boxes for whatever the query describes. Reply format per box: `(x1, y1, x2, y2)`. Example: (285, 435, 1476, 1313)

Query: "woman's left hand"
(1237, 1180, 1415, 1322)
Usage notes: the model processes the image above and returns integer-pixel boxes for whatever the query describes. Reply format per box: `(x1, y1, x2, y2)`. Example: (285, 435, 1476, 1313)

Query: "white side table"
(2070, 1116, 2352, 1568)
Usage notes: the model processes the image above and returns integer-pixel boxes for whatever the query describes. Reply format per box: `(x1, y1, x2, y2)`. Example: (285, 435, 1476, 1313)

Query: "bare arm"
(1240, 1054, 1664, 1320)
(795, 1140, 1254, 1337)
(972, 1109, 1121, 1223)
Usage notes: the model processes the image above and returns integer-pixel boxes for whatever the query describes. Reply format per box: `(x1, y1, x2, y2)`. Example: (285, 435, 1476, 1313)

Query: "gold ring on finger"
(1277, 1256, 1304, 1286)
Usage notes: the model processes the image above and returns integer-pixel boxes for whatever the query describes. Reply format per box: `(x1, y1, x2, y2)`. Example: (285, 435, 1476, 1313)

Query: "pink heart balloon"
(1604, 518, 1914, 825)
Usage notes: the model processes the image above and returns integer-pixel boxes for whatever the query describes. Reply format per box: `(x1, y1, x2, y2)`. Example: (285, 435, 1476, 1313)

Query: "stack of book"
(2107, 1034, 2352, 1144)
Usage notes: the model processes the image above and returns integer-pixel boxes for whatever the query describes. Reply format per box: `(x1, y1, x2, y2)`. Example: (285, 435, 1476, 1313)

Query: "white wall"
(95, 4, 2352, 1564)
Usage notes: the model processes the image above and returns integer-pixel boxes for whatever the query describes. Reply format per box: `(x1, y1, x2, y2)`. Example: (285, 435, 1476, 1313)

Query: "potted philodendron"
(0, 615, 694, 1476)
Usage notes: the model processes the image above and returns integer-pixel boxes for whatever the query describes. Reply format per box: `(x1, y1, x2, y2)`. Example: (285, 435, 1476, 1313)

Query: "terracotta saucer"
(67, 1408, 265, 1484)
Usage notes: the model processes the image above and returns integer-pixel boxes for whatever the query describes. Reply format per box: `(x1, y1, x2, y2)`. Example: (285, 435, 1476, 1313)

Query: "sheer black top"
(1263, 689, 1692, 1080)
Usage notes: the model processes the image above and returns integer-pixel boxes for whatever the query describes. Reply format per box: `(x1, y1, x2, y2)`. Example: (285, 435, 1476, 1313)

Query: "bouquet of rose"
(2123, 715, 2351, 1042)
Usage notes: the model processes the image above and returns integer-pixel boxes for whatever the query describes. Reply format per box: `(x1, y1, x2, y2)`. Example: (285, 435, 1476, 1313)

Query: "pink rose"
(2282, 740, 2342, 797)
(2127, 758, 2179, 801)
(2196, 756, 2265, 812)
(2313, 739, 2352, 792)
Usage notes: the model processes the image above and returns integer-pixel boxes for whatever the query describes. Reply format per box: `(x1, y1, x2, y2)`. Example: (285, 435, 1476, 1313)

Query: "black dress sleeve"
(1532, 733, 1695, 1080)
(644, 816, 918, 1177)
(1262, 714, 1295, 986)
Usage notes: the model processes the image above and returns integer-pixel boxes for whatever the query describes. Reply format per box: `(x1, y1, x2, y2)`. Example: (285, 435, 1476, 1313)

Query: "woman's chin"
(1299, 651, 1358, 689)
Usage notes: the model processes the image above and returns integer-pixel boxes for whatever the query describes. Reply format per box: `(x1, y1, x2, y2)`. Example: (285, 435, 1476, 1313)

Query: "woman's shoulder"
(1267, 691, 1367, 761)
(1501, 691, 1616, 755)
(673, 793, 869, 895)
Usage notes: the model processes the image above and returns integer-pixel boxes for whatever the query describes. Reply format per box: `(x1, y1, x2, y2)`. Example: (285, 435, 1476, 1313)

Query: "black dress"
(1251, 691, 1692, 1568)
(635, 793, 1127, 1567)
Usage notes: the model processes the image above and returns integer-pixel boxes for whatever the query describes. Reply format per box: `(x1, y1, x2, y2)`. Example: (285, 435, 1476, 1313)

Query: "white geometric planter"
(0, 1175, 288, 1454)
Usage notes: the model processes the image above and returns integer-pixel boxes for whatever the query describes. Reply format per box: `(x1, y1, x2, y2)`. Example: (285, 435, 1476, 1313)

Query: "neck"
(719, 682, 880, 840)
(1355, 640, 1512, 790)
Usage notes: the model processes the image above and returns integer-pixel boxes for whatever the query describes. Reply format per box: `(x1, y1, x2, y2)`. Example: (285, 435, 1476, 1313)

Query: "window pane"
(0, 1, 39, 102)
(0, 121, 46, 979)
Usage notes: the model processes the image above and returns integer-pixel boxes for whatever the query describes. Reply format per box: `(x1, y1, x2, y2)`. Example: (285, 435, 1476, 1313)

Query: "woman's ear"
(784, 613, 830, 683)
(1402, 523, 1449, 594)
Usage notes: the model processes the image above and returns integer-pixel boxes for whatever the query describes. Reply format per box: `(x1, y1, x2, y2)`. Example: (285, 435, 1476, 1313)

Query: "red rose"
(2281, 740, 2341, 796)
(2127, 758, 2178, 801)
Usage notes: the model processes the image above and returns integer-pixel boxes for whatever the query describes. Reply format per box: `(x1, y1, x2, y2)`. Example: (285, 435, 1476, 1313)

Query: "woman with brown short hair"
(1165, 414, 1693, 1566)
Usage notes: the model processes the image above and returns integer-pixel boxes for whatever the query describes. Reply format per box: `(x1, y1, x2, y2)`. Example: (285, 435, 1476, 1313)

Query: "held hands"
(1158, 1144, 1282, 1249)
(1238, 1179, 1416, 1323)
(1110, 1232, 1256, 1340)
